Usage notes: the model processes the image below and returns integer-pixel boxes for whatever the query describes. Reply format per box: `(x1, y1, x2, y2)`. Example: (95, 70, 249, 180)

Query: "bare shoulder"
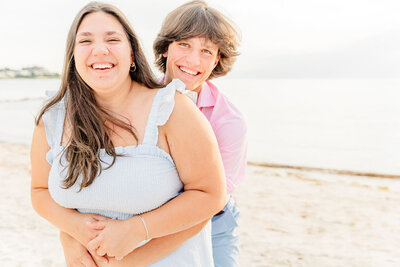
(31, 117, 50, 151)
(173, 91, 197, 112)
(34, 117, 46, 136)
(167, 91, 205, 128)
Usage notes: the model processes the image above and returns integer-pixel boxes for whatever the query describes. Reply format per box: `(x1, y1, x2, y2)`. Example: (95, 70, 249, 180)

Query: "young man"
(60, 1, 246, 266)
(153, 1, 247, 266)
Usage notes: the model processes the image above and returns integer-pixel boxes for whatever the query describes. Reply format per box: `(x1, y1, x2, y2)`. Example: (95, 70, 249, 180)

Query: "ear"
(163, 50, 168, 58)
(131, 52, 135, 64)
(213, 55, 220, 69)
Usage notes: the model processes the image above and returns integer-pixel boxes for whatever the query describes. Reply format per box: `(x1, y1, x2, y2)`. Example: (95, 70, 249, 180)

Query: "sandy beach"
(1, 141, 399, 266)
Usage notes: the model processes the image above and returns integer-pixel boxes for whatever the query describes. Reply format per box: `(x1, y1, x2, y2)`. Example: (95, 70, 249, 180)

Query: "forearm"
(31, 188, 82, 240)
(137, 189, 224, 240)
(123, 220, 210, 266)
(137, 92, 226, 240)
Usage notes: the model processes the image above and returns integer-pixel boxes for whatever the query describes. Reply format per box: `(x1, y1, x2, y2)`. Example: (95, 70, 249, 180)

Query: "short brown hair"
(153, 0, 241, 79)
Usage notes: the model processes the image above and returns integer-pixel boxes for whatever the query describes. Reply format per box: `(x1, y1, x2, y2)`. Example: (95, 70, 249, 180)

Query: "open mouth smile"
(179, 66, 200, 76)
(90, 63, 115, 70)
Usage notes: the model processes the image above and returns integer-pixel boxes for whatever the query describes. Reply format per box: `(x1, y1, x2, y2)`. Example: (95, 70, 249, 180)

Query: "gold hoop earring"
(130, 62, 136, 72)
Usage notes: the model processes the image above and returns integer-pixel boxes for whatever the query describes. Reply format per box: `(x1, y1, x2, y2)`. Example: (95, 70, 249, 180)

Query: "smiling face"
(74, 11, 133, 94)
(163, 37, 220, 93)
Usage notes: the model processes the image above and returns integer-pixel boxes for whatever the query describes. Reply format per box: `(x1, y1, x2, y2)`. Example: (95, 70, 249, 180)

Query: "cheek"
(204, 60, 217, 74)
(73, 48, 89, 69)
(165, 56, 174, 74)
(114, 45, 132, 63)
(167, 47, 183, 62)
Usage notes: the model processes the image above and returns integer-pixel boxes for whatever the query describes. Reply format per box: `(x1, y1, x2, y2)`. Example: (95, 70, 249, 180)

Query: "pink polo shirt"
(197, 81, 247, 194)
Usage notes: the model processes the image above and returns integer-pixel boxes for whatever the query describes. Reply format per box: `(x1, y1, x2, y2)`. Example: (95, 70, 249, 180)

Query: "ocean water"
(0, 78, 399, 175)
(0, 79, 60, 144)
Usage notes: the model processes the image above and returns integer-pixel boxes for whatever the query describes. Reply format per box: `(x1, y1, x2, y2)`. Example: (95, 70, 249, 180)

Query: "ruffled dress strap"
(142, 79, 193, 146)
(42, 99, 66, 165)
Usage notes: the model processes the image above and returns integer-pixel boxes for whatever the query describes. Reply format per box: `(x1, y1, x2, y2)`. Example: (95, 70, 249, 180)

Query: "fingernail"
(86, 221, 92, 224)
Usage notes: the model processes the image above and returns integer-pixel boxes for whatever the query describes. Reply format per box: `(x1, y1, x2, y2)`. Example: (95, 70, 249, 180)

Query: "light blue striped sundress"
(43, 79, 214, 266)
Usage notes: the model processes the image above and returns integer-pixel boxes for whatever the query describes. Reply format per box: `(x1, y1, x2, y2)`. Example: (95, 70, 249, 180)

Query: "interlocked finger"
(80, 251, 97, 267)
(96, 246, 108, 257)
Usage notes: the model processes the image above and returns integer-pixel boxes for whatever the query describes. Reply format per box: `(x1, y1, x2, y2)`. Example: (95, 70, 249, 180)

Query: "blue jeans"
(211, 196, 240, 267)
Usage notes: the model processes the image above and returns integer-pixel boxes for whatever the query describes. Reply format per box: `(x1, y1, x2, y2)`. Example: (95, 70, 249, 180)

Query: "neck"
(94, 79, 135, 112)
(192, 84, 203, 94)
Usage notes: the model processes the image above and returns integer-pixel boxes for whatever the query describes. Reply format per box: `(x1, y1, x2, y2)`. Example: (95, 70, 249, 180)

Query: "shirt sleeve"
(214, 116, 247, 194)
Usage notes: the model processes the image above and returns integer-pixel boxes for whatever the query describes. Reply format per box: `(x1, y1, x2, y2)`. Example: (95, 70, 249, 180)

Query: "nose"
(186, 50, 201, 66)
(92, 42, 109, 56)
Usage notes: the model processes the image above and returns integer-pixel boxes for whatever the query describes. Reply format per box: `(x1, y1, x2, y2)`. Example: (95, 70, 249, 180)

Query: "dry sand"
(1, 142, 399, 266)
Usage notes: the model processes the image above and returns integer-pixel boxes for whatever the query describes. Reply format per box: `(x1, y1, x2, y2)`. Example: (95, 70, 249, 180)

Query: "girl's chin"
(86, 78, 119, 89)
(88, 83, 116, 92)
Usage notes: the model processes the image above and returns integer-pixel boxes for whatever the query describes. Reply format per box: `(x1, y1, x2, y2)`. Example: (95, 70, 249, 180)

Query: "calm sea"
(1, 78, 399, 175)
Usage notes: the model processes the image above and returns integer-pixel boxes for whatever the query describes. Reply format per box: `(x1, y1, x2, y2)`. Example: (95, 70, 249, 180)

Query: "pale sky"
(2, 0, 400, 78)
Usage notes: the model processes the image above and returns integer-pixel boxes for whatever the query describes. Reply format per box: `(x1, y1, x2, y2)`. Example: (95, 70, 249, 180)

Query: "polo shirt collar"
(197, 81, 217, 108)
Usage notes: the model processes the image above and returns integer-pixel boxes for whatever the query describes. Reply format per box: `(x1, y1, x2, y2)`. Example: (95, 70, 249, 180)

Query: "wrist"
(59, 231, 74, 247)
(137, 215, 149, 240)
(67, 213, 88, 244)
(128, 215, 149, 243)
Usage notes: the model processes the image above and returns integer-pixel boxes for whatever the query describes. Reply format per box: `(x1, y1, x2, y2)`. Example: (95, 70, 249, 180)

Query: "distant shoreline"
(248, 161, 400, 179)
(1, 139, 397, 179)
(0, 66, 60, 79)
(0, 76, 60, 80)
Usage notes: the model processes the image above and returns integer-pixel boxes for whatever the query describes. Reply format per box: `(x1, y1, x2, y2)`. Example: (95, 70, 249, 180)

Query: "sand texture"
(1, 142, 399, 266)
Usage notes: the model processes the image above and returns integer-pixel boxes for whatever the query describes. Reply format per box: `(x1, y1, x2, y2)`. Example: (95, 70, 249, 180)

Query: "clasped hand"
(86, 216, 146, 260)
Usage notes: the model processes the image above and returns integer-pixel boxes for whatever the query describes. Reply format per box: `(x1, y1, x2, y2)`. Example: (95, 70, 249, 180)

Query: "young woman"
(30, 2, 226, 266)
(60, 1, 246, 266)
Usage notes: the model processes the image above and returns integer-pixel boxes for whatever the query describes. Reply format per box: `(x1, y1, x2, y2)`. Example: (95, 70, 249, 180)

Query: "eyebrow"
(76, 31, 124, 37)
(201, 43, 218, 51)
(179, 38, 218, 50)
(203, 44, 217, 50)
(199, 39, 218, 50)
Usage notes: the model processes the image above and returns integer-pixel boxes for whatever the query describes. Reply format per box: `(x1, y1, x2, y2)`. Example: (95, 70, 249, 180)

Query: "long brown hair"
(153, 0, 241, 79)
(36, 1, 161, 190)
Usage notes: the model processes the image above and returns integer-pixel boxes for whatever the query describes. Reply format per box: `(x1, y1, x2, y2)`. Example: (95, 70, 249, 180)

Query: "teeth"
(92, 63, 113, 69)
(179, 67, 199, 76)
